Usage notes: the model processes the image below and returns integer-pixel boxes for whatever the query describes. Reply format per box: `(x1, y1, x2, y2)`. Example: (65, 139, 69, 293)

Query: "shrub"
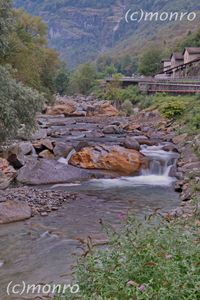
(0, 65, 44, 141)
(58, 214, 200, 300)
(121, 99, 133, 116)
(159, 99, 187, 119)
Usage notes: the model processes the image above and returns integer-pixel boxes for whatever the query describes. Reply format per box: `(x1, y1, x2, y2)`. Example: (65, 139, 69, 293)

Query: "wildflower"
(138, 284, 146, 292)
(127, 280, 138, 287)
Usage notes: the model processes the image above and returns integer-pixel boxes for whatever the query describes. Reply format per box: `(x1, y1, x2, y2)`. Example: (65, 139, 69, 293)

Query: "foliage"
(57, 212, 200, 300)
(68, 62, 97, 95)
(3, 9, 60, 100)
(0, 0, 13, 59)
(138, 47, 163, 76)
(121, 99, 133, 116)
(55, 68, 70, 96)
(96, 54, 138, 77)
(96, 85, 143, 108)
(0, 66, 44, 141)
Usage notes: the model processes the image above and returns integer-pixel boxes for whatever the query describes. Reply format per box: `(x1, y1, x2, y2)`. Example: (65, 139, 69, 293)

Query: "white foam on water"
(58, 149, 76, 165)
(89, 144, 178, 188)
(90, 174, 175, 188)
(51, 183, 81, 189)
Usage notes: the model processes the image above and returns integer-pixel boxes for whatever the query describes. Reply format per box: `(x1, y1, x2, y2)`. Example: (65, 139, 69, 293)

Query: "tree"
(55, 68, 70, 96)
(68, 62, 97, 95)
(0, 0, 13, 60)
(0, 66, 44, 141)
(4, 9, 60, 100)
(138, 47, 162, 76)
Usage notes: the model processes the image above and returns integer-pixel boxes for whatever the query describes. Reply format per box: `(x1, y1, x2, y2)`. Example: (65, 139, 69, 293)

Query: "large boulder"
(69, 145, 147, 175)
(46, 101, 76, 116)
(0, 158, 17, 189)
(87, 101, 119, 117)
(17, 159, 95, 185)
(0, 200, 32, 224)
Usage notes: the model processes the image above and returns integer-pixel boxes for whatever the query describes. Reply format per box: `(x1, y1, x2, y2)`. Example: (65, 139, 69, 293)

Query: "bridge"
(105, 76, 200, 94)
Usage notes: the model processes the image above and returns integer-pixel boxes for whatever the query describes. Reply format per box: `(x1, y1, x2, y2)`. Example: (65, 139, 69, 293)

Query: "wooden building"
(183, 47, 200, 64)
(170, 53, 184, 68)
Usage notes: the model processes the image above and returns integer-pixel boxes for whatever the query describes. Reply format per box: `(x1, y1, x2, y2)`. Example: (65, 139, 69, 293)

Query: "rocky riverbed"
(0, 95, 200, 300)
(0, 95, 199, 224)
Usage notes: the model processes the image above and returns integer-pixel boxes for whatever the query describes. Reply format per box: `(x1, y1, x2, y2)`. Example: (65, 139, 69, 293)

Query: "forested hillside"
(14, 0, 200, 68)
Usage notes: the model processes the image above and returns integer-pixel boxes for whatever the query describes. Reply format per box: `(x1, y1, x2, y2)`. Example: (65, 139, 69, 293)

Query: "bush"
(95, 85, 143, 109)
(59, 214, 200, 300)
(159, 99, 187, 119)
(142, 95, 188, 119)
(121, 99, 133, 116)
(0, 66, 44, 141)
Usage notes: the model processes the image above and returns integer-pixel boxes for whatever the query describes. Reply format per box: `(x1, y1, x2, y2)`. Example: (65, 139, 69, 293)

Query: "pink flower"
(138, 284, 146, 292)
(127, 280, 138, 287)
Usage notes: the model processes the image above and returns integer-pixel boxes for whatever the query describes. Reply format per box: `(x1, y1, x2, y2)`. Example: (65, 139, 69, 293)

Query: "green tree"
(0, 0, 13, 60)
(55, 68, 70, 96)
(69, 62, 97, 95)
(0, 66, 44, 141)
(138, 47, 162, 76)
(4, 9, 60, 99)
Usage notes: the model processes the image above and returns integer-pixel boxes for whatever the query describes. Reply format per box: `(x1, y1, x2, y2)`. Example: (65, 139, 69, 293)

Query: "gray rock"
(17, 159, 93, 185)
(103, 125, 121, 134)
(18, 142, 34, 155)
(0, 200, 32, 224)
(162, 143, 179, 153)
(31, 129, 47, 140)
(53, 142, 73, 158)
(0, 158, 17, 189)
(4, 142, 33, 168)
(123, 137, 140, 151)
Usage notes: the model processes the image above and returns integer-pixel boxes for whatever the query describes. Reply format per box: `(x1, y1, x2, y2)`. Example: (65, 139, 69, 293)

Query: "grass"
(56, 209, 200, 300)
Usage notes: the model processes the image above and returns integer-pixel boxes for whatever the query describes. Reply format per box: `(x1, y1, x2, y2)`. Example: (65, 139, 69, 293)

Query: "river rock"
(123, 123, 141, 132)
(46, 102, 76, 116)
(69, 145, 147, 175)
(162, 143, 179, 153)
(0, 158, 17, 189)
(31, 129, 47, 140)
(0, 200, 32, 224)
(39, 150, 54, 159)
(87, 101, 119, 117)
(102, 125, 121, 134)
(17, 159, 94, 185)
(123, 137, 140, 151)
(53, 142, 74, 158)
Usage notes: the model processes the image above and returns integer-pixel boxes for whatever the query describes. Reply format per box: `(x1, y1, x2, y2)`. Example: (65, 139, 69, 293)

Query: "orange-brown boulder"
(69, 145, 147, 175)
(87, 102, 119, 117)
(98, 102, 119, 117)
(46, 101, 76, 116)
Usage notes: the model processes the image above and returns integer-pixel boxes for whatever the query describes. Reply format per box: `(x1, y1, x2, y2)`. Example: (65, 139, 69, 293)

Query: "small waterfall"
(89, 144, 179, 187)
(140, 145, 178, 177)
(58, 149, 76, 165)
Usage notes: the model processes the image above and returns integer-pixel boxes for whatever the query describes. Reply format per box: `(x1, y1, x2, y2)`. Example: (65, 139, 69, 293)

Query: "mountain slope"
(14, 0, 200, 68)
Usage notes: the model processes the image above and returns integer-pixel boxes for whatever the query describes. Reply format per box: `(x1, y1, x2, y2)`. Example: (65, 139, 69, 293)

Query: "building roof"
(161, 59, 171, 63)
(183, 47, 200, 55)
(170, 52, 184, 61)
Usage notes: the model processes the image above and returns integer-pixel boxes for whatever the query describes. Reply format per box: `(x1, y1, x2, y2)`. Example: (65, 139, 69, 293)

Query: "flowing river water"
(0, 145, 180, 299)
